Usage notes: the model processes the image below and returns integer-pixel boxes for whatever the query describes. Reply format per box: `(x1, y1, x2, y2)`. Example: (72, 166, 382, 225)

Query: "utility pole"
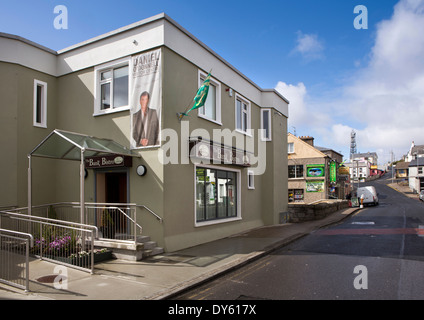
(391, 150, 394, 184)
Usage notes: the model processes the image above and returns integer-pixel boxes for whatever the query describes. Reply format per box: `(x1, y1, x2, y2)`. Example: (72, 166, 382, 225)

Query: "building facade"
(287, 134, 347, 203)
(0, 14, 289, 252)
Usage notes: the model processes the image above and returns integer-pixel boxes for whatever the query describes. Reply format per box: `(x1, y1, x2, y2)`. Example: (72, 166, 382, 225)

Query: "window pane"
(101, 83, 111, 109)
(236, 100, 242, 130)
(196, 168, 206, 222)
(263, 110, 270, 139)
(296, 165, 303, 178)
(113, 66, 129, 108)
(36, 85, 43, 123)
(203, 83, 216, 120)
(101, 70, 112, 81)
(288, 165, 296, 178)
(227, 171, 237, 217)
(288, 143, 294, 153)
(242, 110, 247, 132)
(206, 169, 217, 220)
(217, 171, 228, 218)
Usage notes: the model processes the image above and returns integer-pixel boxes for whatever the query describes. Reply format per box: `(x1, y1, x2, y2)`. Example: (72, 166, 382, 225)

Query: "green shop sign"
(329, 161, 337, 183)
(306, 164, 325, 177)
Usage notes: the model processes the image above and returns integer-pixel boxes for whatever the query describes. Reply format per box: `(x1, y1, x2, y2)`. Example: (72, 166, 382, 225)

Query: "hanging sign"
(85, 155, 132, 169)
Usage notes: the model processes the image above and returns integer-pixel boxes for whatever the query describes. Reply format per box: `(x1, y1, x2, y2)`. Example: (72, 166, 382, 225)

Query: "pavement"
(0, 206, 363, 300)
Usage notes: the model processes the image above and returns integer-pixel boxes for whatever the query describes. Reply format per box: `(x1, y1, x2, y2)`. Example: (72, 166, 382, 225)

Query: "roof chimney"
(300, 136, 314, 146)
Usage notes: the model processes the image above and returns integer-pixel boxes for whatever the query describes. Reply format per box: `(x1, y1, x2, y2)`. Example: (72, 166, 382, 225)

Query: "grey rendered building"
(0, 14, 289, 252)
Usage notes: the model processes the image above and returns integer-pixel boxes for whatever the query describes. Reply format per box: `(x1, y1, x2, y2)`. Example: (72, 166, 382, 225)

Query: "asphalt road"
(174, 176, 424, 300)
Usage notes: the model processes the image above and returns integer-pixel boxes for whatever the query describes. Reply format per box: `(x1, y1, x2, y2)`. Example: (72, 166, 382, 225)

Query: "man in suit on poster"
(132, 91, 159, 147)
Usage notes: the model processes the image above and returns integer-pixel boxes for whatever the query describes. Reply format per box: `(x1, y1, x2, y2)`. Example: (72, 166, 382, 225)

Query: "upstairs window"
(288, 165, 304, 179)
(235, 94, 251, 134)
(288, 142, 294, 154)
(261, 109, 272, 141)
(198, 71, 221, 124)
(95, 58, 129, 115)
(33, 79, 47, 128)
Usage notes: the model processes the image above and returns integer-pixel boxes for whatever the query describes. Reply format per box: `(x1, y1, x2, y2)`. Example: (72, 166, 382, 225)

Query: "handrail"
(0, 228, 33, 292)
(7, 202, 164, 224)
(0, 228, 34, 248)
(136, 205, 163, 223)
(0, 210, 99, 238)
(0, 212, 96, 274)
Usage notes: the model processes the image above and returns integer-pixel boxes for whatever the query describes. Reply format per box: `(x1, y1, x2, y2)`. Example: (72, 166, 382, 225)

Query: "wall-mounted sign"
(338, 166, 350, 175)
(189, 139, 250, 167)
(329, 161, 337, 183)
(306, 180, 325, 193)
(85, 155, 132, 169)
(306, 164, 325, 177)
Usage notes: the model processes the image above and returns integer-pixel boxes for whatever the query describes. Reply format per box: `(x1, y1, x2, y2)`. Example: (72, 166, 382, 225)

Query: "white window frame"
(33, 79, 47, 128)
(247, 170, 255, 189)
(235, 94, 251, 135)
(194, 164, 241, 227)
(197, 70, 222, 125)
(94, 57, 130, 116)
(288, 142, 294, 154)
(261, 108, 272, 141)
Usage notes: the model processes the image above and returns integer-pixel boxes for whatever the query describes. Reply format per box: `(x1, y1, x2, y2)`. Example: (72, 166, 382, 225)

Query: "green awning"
(30, 129, 139, 160)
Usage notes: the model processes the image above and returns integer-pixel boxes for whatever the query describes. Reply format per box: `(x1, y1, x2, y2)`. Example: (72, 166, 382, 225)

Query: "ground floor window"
(288, 189, 304, 202)
(196, 167, 238, 222)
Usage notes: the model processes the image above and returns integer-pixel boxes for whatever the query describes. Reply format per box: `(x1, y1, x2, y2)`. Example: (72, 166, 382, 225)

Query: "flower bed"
(33, 233, 113, 267)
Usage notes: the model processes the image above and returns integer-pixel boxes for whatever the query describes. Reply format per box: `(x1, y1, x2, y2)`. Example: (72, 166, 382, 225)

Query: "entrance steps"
(93, 235, 164, 261)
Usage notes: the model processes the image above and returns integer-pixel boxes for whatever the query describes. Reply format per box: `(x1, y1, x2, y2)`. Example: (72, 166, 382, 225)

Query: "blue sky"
(1, 0, 422, 164)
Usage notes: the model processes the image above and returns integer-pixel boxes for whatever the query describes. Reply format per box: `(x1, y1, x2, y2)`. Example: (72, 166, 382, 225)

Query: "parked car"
(419, 190, 424, 201)
(357, 186, 379, 206)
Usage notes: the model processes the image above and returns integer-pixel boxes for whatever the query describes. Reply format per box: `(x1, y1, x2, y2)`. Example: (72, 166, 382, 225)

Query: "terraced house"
(0, 13, 289, 255)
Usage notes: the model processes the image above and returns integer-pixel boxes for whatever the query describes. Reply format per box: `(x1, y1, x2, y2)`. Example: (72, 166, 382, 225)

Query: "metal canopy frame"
(27, 129, 140, 224)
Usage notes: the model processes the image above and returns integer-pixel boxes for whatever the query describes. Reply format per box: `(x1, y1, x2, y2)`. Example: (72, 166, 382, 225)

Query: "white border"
(194, 164, 241, 227)
(93, 56, 131, 116)
(33, 79, 47, 128)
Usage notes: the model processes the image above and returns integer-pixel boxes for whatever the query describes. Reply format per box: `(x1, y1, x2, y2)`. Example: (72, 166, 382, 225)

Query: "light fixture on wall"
(136, 165, 147, 176)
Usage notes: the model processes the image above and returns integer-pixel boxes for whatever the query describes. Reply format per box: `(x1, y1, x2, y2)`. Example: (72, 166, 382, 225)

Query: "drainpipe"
(80, 148, 85, 225)
(28, 155, 32, 216)
(80, 149, 86, 251)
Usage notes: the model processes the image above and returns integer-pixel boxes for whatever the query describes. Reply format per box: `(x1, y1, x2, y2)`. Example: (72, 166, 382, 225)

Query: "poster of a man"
(130, 48, 161, 149)
(132, 91, 159, 147)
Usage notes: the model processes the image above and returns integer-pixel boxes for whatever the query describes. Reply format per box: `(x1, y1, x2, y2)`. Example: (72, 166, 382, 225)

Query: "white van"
(357, 186, 379, 206)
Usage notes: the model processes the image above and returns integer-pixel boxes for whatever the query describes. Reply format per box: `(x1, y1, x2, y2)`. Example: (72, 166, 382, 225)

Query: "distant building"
(395, 161, 409, 179)
(287, 134, 349, 203)
(406, 141, 424, 193)
(346, 152, 379, 180)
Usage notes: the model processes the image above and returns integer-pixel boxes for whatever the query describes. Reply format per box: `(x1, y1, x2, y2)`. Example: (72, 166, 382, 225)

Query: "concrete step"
(93, 237, 163, 261)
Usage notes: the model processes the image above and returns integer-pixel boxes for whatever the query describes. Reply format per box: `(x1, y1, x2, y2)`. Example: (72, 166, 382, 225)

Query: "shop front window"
(196, 167, 238, 223)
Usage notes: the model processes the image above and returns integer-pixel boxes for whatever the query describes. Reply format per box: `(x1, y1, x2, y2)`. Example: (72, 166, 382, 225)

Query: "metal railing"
(6, 202, 162, 244)
(0, 228, 33, 292)
(0, 211, 97, 274)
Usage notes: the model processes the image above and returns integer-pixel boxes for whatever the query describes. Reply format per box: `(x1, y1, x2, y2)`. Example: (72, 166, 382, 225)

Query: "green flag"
(179, 72, 211, 118)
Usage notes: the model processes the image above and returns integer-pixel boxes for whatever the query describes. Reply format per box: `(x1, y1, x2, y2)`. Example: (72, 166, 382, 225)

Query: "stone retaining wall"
(287, 200, 349, 223)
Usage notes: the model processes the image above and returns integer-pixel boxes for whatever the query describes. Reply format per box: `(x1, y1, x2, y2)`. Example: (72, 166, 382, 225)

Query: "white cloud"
(291, 31, 325, 61)
(278, 0, 424, 164)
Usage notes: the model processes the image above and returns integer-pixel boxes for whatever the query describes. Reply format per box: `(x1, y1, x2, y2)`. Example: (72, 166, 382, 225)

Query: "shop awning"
(29, 129, 139, 160)
(27, 129, 139, 220)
